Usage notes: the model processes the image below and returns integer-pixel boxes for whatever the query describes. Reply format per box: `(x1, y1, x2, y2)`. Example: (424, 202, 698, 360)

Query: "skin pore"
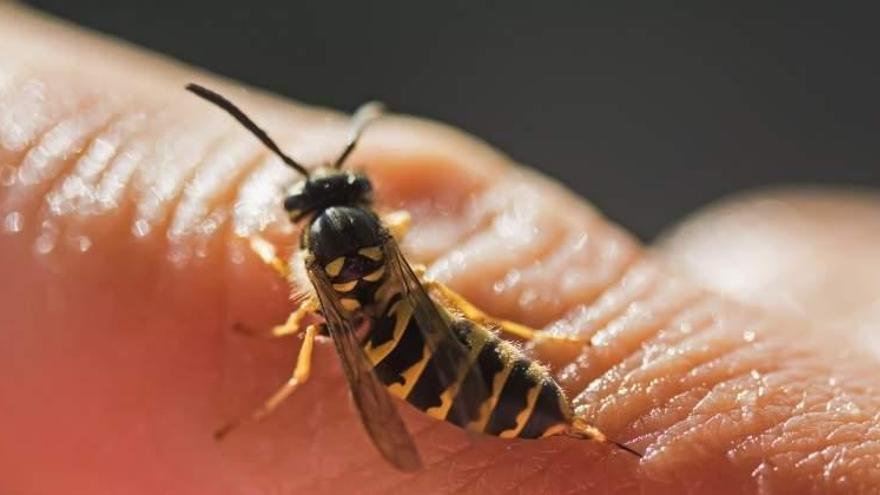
(2, 4, 880, 494)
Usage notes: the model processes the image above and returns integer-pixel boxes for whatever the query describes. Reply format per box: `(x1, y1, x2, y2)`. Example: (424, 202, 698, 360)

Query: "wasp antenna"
(185, 83, 310, 178)
(333, 101, 386, 169)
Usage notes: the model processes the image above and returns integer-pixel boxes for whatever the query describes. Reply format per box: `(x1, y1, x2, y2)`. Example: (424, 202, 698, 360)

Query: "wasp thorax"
(307, 205, 389, 312)
(307, 206, 384, 267)
(283, 171, 372, 221)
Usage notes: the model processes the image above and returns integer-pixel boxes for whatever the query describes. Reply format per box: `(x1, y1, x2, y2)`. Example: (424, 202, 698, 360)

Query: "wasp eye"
(283, 194, 304, 213)
(283, 181, 310, 212)
(352, 175, 373, 197)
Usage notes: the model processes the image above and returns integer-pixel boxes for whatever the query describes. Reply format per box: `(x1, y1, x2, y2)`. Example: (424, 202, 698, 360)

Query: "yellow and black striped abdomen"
(362, 294, 572, 439)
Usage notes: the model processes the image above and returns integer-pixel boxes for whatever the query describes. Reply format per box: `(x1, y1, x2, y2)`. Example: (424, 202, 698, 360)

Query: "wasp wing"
(306, 261, 423, 472)
(382, 236, 489, 430)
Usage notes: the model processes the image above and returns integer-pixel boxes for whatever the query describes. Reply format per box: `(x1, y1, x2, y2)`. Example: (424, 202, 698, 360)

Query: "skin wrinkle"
(626, 387, 708, 446)
(535, 260, 661, 361)
(109, 107, 228, 250)
(37, 111, 146, 258)
(636, 340, 816, 464)
(627, 306, 765, 394)
(529, 179, 635, 325)
(1, 97, 136, 260)
(591, 318, 751, 433)
(426, 172, 572, 327)
(170, 135, 262, 234)
(419, 173, 517, 268)
(5, 98, 112, 211)
(160, 135, 241, 265)
(728, 375, 880, 488)
(558, 275, 706, 395)
(39, 109, 118, 216)
(644, 366, 781, 460)
(19, 101, 115, 187)
(45, 110, 149, 218)
(3, 6, 880, 494)
(552, 260, 880, 488)
(131, 125, 226, 243)
(160, 133, 235, 238)
(658, 189, 880, 363)
(402, 178, 498, 265)
(553, 262, 690, 351)
(666, 348, 780, 439)
(0, 70, 79, 154)
(37, 107, 128, 200)
(566, 239, 642, 321)
(91, 110, 171, 216)
(372, 130, 509, 256)
(179, 149, 274, 263)
(511, 223, 637, 329)
(232, 157, 299, 239)
(652, 371, 832, 480)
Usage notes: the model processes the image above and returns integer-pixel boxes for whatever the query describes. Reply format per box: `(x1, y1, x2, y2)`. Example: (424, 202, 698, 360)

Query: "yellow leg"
(243, 234, 318, 337)
(382, 210, 412, 241)
(422, 278, 582, 345)
(216, 323, 319, 440)
(270, 299, 318, 337)
(250, 235, 290, 279)
(234, 298, 319, 338)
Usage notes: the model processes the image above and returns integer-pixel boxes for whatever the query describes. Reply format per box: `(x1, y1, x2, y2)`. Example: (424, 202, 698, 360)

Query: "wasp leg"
(250, 235, 291, 279)
(233, 298, 319, 338)
(382, 210, 412, 241)
(270, 299, 319, 337)
(422, 278, 583, 345)
(215, 323, 320, 440)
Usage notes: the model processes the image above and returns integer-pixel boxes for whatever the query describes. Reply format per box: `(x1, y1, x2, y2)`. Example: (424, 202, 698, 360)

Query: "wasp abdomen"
(364, 297, 571, 439)
(475, 334, 571, 439)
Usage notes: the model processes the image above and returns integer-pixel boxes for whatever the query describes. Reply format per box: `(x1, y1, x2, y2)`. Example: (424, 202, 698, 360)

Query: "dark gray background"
(25, 2, 880, 239)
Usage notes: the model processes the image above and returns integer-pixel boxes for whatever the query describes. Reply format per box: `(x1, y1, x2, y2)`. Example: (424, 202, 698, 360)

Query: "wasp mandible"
(186, 84, 640, 471)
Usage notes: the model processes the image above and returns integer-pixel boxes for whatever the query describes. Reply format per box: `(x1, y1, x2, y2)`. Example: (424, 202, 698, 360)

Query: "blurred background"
(25, 2, 880, 240)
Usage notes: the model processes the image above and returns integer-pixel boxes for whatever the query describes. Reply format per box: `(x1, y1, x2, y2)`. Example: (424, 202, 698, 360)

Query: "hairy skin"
(2, 5, 880, 494)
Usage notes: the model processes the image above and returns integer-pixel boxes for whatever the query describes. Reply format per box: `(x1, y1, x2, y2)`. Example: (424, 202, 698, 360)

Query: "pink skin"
(2, 5, 880, 494)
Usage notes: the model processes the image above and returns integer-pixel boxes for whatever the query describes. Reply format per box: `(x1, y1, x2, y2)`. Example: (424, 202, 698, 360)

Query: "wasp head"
(284, 170, 373, 222)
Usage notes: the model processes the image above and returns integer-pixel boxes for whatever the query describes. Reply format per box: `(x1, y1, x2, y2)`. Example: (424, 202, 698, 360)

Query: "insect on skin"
(185, 83, 642, 471)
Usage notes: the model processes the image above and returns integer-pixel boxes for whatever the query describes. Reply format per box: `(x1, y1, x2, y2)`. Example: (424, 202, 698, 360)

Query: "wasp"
(186, 84, 640, 471)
